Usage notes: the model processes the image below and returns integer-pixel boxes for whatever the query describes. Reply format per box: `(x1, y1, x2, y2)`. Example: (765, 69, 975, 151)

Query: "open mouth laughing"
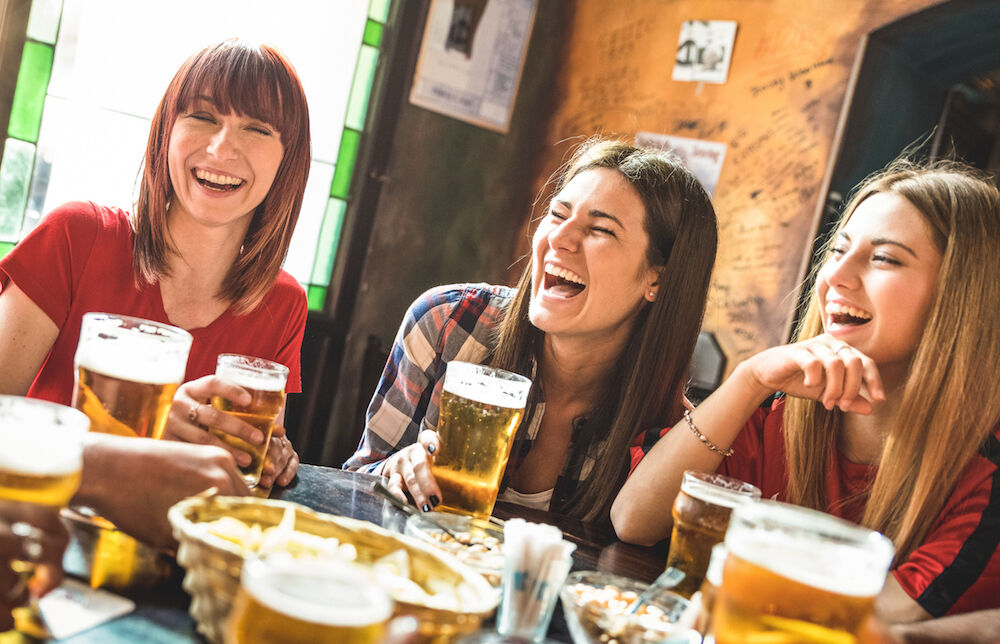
(543, 262, 586, 297)
(193, 168, 245, 192)
(825, 301, 872, 327)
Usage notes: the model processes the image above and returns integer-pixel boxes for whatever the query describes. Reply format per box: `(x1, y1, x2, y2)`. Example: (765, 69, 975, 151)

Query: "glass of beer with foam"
(666, 471, 760, 597)
(73, 313, 193, 439)
(225, 554, 392, 644)
(711, 500, 895, 644)
(210, 354, 289, 488)
(430, 361, 532, 518)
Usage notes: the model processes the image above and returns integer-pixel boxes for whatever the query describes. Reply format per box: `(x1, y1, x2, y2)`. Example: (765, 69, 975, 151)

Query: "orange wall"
(529, 0, 942, 368)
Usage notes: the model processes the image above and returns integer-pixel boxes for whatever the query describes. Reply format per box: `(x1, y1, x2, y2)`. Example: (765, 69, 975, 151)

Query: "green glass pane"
(345, 45, 378, 131)
(362, 19, 383, 47)
(26, 0, 63, 44)
(330, 128, 361, 200)
(0, 138, 36, 241)
(368, 0, 390, 22)
(307, 285, 327, 311)
(0, 242, 14, 259)
(312, 198, 347, 285)
(8, 41, 54, 142)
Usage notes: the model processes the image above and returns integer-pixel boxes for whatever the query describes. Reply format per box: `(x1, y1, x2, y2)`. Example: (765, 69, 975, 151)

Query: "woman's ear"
(645, 270, 660, 303)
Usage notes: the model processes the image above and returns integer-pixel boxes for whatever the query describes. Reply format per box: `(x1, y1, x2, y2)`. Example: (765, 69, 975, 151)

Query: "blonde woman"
(613, 161, 1000, 626)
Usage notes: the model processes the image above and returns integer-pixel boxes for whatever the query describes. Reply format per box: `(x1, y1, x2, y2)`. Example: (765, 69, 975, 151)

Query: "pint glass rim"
(680, 470, 761, 506)
(728, 499, 894, 551)
(216, 353, 290, 378)
(79, 312, 194, 343)
(442, 361, 532, 408)
(0, 394, 91, 435)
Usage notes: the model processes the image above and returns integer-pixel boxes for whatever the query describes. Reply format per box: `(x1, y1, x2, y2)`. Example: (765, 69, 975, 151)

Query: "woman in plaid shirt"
(345, 138, 718, 523)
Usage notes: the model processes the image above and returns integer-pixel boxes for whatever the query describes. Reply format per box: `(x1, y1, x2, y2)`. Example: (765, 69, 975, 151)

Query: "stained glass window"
(0, 0, 390, 311)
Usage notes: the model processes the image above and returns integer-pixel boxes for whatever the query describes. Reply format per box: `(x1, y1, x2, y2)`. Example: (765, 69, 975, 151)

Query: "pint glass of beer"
(225, 555, 393, 644)
(73, 313, 193, 439)
(430, 361, 532, 518)
(209, 354, 288, 487)
(711, 500, 895, 644)
(0, 396, 89, 507)
(666, 471, 760, 597)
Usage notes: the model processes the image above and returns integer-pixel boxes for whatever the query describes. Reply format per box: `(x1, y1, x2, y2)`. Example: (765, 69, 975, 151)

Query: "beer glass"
(73, 313, 193, 439)
(666, 471, 760, 597)
(711, 500, 895, 644)
(209, 354, 288, 487)
(430, 361, 532, 518)
(0, 396, 89, 635)
(225, 554, 393, 644)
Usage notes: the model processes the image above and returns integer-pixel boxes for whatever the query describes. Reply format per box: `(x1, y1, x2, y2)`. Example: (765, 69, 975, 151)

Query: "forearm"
(891, 610, 1000, 644)
(610, 361, 772, 545)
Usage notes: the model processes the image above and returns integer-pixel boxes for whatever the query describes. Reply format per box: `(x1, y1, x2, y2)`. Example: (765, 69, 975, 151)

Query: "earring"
(648, 291, 655, 299)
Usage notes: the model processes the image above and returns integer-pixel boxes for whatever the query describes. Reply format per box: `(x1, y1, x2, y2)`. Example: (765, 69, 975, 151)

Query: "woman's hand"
(0, 500, 69, 630)
(164, 376, 262, 469)
(744, 333, 885, 413)
(381, 430, 442, 512)
(257, 425, 299, 489)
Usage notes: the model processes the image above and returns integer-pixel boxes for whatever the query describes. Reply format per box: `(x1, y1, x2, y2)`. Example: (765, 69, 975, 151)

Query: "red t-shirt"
(0, 201, 307, 404)
(715, 397, 1000, 617)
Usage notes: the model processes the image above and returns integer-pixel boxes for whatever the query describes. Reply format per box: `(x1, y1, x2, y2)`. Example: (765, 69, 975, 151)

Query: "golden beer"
(73, 313, 192, 439)
(225, 556, 392, 644)
(209, 354, 288, 487)
(711, 500, 895, 644)
(430, 362, 532, 518)
(666, 471, 759, 597)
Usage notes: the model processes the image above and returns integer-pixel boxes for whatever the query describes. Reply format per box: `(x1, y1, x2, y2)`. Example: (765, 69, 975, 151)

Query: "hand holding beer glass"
(711, 500, 895, 644)
(225, 554, 393, 644)
(0, 396, 88, 633)
(665, 471, 760, 597)
(430, 361, 532, 518)
(73, 313, 193, 439)
(209, 354, 289, 488)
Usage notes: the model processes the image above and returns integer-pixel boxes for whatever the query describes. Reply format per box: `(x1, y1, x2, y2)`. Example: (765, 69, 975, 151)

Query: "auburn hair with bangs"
(133, 38, 311, 313)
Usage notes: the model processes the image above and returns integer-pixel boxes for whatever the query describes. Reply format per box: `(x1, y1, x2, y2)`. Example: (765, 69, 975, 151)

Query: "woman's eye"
(830, 246, 847, 257)
(592, 226, 616, 237)
(548, 210, 566, 221)
(873, 254, 901, 266)
(248, 124, 273, 136)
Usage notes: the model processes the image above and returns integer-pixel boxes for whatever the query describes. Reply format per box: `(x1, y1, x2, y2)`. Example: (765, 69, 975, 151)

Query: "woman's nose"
(821, 252, 860, 289)
(548, 217, 582, 251)
(207, 126, 238, 159)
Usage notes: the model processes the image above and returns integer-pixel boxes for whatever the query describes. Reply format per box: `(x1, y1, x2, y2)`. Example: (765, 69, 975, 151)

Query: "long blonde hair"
(785, 160, 1000, 561)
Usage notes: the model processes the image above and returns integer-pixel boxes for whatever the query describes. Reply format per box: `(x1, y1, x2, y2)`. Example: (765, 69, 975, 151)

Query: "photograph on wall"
(410, 0, 538, 132)
(672, 20, 738, 84)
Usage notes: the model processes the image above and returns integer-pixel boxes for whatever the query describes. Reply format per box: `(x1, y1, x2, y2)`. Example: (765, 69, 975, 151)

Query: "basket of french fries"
(168, 493, 498, 643)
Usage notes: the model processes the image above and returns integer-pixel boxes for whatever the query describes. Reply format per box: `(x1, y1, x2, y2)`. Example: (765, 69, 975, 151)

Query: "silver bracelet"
(684, 409, 734, 457)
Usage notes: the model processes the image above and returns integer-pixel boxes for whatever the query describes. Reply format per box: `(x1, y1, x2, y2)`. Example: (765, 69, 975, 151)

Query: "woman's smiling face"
(818, 191, 943, 373)
(528, 167, 660, 341)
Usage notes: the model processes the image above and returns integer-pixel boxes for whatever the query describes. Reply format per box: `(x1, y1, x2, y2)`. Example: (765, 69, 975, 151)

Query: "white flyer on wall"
(409, 0, 538, 132)
(636, 131, 727, 196)
(673, 20, 738, 84)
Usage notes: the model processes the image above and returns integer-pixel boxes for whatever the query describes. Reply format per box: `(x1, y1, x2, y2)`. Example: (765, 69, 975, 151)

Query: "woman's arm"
(612, 334, 884, 545)
(0, 282, 59, 395)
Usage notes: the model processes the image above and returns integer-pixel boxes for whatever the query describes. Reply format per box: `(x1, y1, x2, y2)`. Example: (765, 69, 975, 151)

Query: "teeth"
(545, 263, 586, 286)
(195, 169, 243, 186)
(825, 302, 872, 320)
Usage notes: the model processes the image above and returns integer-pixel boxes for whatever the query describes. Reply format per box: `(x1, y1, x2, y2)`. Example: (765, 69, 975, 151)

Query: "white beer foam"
(0, 434, 81, 475)
(76, 340, 186, 385)
(216, 363, 286, 392)
(727, 526, 889, 597)
(442, 364, 531, 409)
(244, 560, 391, 626)
(682, 478, 757, 509)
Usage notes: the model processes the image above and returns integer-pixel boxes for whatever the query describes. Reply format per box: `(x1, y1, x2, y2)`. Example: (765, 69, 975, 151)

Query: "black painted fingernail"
(429, 495, 440, 507)
(426, 444, 436, 454)
(422, 503, 431, 512)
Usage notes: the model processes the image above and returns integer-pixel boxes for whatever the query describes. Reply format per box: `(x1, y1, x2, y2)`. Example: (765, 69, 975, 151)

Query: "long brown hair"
(785, 160, 1000, 561)
(133, 39, 311, 313)
(492, 139, 719, 522)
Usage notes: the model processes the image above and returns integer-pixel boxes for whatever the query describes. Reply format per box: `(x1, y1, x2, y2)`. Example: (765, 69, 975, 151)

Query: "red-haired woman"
(0, 39, 310, 488)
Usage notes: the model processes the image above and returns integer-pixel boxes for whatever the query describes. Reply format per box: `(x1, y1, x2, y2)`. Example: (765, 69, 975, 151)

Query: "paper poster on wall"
(636, 131, 727, 196)
(672, 20, 738, 84)
(410, 0, 538, 133)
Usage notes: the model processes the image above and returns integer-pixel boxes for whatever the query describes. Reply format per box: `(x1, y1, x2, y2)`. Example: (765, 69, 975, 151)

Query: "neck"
(839, 365, 908, 465)
(163, 206, 249, 296)
(539, 330, 629, 404)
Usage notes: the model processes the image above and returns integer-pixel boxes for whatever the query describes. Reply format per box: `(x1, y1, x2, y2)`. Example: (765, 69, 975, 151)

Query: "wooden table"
(50, 464, 668, 642)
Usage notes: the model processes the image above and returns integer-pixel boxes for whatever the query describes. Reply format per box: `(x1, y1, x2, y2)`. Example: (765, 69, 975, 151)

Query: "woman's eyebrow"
(871, 237, 918, 258)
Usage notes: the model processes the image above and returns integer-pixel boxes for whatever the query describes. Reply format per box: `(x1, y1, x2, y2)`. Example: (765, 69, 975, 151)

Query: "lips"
(825, 301, 872, 326)
(193, 168, 245, 192)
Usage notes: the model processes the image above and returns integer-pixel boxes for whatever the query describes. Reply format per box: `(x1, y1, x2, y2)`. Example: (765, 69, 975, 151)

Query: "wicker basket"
(167, 494, 498, 643)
